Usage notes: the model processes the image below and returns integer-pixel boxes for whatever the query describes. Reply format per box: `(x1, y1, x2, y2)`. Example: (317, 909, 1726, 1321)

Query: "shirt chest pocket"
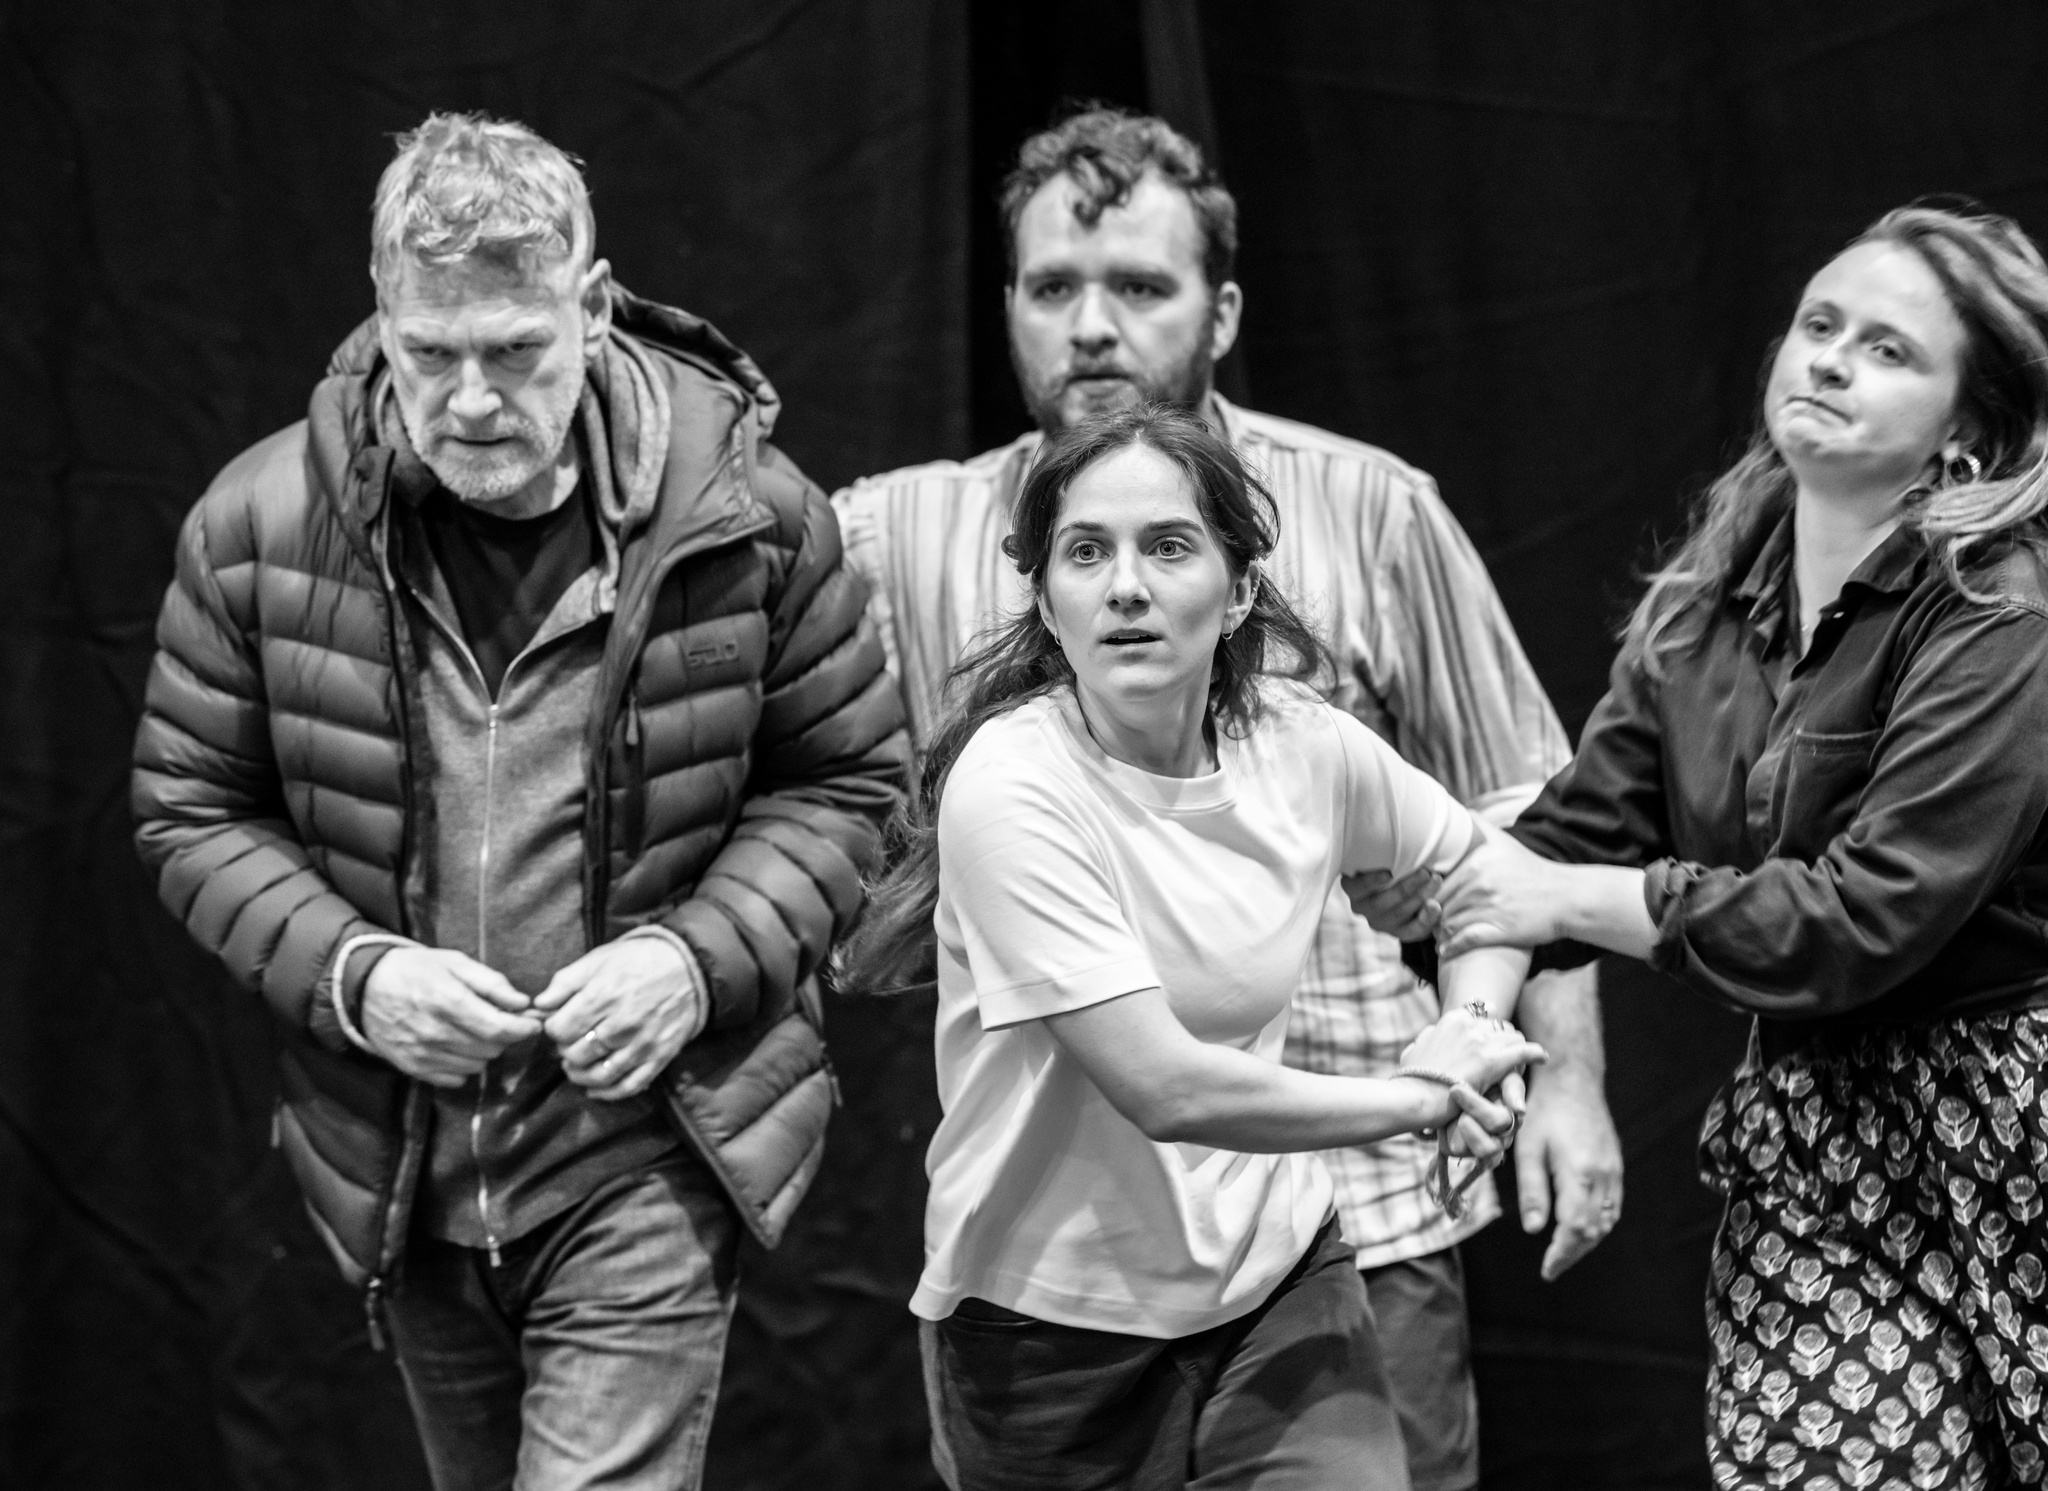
(1764, 726, 1882, 861)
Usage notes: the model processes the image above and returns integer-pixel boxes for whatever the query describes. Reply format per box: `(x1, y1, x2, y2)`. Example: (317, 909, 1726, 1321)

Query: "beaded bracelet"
(1395, 1066, 1463, 1089)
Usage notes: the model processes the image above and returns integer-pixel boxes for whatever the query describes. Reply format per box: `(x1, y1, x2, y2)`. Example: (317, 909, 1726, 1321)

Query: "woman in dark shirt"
(1438, 205, 2048, 1489)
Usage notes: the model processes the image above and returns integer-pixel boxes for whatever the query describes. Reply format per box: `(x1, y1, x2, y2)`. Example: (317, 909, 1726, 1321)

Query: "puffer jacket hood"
(312, 285, 773, 561)
(132, 286, 908, 1307)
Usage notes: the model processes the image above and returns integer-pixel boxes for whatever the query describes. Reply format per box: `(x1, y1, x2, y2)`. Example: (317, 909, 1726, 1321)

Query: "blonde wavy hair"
(1627, 204, 2048, 675)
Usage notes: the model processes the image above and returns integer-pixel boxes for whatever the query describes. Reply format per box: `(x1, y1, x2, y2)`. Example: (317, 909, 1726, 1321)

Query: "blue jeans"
(386, 1159, 739, 1491)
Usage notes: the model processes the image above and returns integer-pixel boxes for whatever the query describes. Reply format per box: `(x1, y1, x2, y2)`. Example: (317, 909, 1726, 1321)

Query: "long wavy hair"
(1625, 203, 2048, 674)
(839, 404, 1332, 995)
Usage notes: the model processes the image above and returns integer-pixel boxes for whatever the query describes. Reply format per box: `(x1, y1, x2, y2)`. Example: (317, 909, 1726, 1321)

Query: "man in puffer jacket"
(131, 112, 907, 1491)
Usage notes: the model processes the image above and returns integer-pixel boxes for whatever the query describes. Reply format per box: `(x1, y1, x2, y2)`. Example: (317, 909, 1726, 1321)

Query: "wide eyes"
(1061, 535, 1196, 564)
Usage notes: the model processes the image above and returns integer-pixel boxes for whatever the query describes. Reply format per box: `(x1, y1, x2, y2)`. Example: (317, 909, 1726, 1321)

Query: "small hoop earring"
(1221, 627, 1236, 641)
(1946, 449, 1985, 486)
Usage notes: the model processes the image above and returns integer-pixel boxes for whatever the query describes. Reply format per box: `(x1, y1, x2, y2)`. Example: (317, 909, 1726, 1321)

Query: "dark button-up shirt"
(1513, 514, 2048, 1042)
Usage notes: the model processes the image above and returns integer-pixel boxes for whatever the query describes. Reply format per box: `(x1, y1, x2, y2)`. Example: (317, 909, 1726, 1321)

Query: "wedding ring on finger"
(580, 1027, 613, 1058)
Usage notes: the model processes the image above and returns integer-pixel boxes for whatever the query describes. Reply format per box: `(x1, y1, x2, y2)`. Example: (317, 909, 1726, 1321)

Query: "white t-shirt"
(912, 684, 1480, 1338)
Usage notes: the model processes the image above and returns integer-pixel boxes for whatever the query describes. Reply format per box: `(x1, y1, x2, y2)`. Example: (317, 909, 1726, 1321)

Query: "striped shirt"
(831, 394, 1571, 1266)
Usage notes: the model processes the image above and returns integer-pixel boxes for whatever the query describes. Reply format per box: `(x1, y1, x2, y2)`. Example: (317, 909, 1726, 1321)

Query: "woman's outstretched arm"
(1042, 991, 1543, 1154)
(1438, 826, 1657, 962)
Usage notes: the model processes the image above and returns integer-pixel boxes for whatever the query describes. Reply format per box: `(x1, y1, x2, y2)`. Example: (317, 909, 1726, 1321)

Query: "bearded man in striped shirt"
(832, 108, 1622, 1491)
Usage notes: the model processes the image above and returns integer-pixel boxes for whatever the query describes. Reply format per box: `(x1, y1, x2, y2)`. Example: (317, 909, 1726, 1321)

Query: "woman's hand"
(1444, 1081, 1520, 1161)
(1400, 1000, 1546, 1097)
(1437, 824, 1570, 958)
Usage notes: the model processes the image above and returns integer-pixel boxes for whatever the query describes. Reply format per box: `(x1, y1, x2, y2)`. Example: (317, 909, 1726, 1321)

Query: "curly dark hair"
(998, 107, 1238, 290)
(838, 405, 1330, 996)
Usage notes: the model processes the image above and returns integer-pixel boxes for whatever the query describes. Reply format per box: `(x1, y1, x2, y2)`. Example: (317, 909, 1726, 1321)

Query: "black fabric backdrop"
(4, 3, 2046, 1488)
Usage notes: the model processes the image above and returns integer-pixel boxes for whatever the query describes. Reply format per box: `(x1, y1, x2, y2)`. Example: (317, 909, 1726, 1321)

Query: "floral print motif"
(1701, 1012, 2048, 1490)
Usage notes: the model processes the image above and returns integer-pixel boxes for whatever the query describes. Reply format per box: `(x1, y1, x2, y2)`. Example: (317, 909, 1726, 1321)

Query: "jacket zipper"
(473, 697, 503, 1267)
(363, 479, 422, 1351)
(398, 565, 513, 1271)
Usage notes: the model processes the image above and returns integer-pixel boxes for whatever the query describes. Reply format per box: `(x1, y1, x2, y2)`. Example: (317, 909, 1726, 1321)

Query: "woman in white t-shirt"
(843, 406, 1545, 1490)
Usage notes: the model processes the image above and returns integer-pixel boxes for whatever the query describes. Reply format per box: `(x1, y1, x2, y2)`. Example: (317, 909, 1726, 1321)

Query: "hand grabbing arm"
(1343, 866, 1443, 942)
(1439, 823, 1656, 960)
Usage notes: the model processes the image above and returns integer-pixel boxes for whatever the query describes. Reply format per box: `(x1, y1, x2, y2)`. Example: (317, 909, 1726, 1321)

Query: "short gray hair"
(370, 113, 593, 297)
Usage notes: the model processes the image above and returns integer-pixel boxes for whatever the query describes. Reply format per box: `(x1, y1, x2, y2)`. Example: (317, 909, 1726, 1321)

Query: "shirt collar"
(1207, 389, 1242, 444)
(1840, 522, 1927, 598)
(1732, 511, 1797, 652)
(1732, 509, 1928, 607)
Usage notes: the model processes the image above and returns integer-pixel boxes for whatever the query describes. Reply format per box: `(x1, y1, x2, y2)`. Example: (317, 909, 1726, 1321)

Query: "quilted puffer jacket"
(132, 288, 908, 1327)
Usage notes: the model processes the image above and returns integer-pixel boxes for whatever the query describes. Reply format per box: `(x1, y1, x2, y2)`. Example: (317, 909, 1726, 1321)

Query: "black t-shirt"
(418, 483, 598, 699)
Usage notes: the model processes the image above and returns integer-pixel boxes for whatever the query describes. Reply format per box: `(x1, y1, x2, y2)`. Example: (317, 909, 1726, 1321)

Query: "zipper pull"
(624, 693, 641, 749)
(364, 1277, 388, 1353)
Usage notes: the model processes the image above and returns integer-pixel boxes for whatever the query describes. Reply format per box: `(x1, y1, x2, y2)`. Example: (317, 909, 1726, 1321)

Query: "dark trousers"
(385, 1159, 739, 1491)
(1361, 1249, 1479, 1491)
(922, 1220, 1411, 1491)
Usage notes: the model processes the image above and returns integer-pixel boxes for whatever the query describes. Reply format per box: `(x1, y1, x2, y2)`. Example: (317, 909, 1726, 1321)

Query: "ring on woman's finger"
(580, 1028, 612, 1057)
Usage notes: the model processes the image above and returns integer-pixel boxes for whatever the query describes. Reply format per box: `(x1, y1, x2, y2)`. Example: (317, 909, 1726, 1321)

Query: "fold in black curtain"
(0, 6, 964, 1487)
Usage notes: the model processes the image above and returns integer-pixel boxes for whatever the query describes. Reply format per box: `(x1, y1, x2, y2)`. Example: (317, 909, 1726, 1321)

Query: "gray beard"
(1018, 341, 1216, 436)
(402, 370, 584, 505)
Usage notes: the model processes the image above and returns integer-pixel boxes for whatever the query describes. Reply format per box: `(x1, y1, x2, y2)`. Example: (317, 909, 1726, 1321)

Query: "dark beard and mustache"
(1015, 338, 1217, 435)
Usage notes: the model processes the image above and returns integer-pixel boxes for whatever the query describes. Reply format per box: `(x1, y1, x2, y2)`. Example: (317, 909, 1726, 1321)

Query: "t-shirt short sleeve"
(938, 752, 1160, 1030)
(1329, 708, 1479, 880)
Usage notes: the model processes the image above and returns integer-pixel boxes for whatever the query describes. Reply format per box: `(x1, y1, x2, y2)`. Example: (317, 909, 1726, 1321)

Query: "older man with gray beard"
(132, 113, 906, 1491)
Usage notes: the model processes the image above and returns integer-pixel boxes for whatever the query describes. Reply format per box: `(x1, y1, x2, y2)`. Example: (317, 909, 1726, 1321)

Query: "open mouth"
(1102, 630, 1160, 647)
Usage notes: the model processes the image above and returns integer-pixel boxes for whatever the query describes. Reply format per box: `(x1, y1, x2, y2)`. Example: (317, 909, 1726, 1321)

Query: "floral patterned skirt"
(1698, 1009, 2048, 1491)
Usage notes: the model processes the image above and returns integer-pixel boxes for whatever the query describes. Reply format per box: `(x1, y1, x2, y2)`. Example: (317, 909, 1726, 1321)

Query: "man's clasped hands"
(358, 937, 709, 1101)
